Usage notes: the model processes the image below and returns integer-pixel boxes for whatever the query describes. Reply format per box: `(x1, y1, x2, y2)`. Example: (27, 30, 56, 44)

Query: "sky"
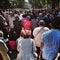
(24, 0, 29, 2)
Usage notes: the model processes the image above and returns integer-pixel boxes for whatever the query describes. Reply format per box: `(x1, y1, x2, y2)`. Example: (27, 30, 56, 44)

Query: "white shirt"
(33, 26, 49, 47)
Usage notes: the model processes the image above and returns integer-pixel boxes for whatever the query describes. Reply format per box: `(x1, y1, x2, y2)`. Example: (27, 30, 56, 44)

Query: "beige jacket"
(33, 26, 49, 47)
(0, 40, 10, 60)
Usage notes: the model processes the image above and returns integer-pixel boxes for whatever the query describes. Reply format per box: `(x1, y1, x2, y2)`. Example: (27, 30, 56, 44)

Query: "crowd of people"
(0, 8, 60, 60)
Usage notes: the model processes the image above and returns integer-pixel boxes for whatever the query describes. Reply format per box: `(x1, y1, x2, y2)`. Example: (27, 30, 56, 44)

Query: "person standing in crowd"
(6, 28, 18, 60)
(40, 16, 60, 60)
(0, 31, 10, 60)
(7, 11, 15, 29)
(13, 16, 22, 38)
(22, 15, 32, 38)
(33, 20, 49, 60)
(16, 29, 36, 60)
(37, 13, 44, 22)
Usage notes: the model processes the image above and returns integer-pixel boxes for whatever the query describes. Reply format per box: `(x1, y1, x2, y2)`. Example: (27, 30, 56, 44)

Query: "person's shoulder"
(0, 39, 4, 43)
(30, 38, 34, 40)
(33, 27, 41, 37)
(17, 36, 24, 41)
(33, 27, 41, 31)
(33, 27, 40, 33)
(44, 27, 49, 31)
(30, 38, 34, 42)
(42, 30, 52, 41)
(42, 30, 51, 36)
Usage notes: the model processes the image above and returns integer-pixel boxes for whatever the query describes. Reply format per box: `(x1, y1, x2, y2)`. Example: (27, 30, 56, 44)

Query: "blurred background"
(0, 0, 60, 9)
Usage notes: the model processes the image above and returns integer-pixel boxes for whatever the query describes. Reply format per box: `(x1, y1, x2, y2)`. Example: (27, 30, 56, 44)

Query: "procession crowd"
(0, 8, 60, 60)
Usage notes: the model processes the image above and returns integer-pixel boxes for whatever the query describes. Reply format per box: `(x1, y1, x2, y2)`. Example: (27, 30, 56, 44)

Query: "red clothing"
(8, 40, 16, 50)
(22, 18, 32, 30)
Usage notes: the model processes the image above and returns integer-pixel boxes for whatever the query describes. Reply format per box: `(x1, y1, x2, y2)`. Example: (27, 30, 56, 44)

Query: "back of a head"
(51, 16, 60, 29)
(38, 20, 45, 26)
(21, 29, 31, 38)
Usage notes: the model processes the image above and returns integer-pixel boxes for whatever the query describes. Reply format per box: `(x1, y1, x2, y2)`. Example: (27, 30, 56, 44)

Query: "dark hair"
(20, 30, 31, 38)
(21, 34, 30, 38)
(51, 16, 60, 29)
(38, 20, 45, 26)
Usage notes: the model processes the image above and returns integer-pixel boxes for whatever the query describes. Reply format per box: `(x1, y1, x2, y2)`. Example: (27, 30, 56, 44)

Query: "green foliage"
(17, 0, 24, 8)
(0, 0, 10, 9)
(29, 0, 47, 8)
(29, 0, 42, 8)
(29, 0, 60, 8)
(9, 0, 24, 8)
(0, 0, 60, 9)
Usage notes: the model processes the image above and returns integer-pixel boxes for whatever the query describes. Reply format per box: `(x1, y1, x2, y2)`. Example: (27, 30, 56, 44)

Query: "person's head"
(39, 13, 43, 16)
(38, 20, 45, 26)
(21, 29, 31, 38)
(26, 16, 31, 20)
(51, 16, 60, 29)
(9, 11, 14, 16)
(15, 16, 19, 20)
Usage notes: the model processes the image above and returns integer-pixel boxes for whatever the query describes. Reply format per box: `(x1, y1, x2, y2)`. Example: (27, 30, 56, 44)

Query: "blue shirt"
(42, 29, 60, 60)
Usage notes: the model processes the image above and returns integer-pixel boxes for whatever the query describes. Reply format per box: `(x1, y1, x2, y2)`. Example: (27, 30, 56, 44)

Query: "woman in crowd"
(16, 29, 36, 60)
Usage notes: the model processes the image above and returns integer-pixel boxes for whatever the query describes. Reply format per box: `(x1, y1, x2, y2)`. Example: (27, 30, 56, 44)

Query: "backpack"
(8, 40, 17, 51)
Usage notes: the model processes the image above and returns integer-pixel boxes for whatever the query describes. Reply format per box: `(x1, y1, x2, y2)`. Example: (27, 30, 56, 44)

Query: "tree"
(0, 0, 59, 9)
(0, 0, 10, 9)
(9, 0, 24, 8)
(29, 0, 60, 9)
(29, 0, 43, 8)
(51, 0, 59, 9)
(17, 0, 24, 8)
